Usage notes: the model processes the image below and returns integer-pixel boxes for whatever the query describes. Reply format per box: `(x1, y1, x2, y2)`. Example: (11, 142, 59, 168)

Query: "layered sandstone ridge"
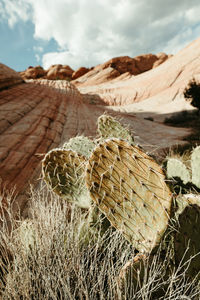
(74, 38, 200, 118)
(73, 53, 171, 86)
(0, 63, 23, 90)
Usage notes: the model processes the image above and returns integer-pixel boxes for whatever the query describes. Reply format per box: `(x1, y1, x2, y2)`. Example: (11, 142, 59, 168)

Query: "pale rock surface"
(75, 38, 200, 122)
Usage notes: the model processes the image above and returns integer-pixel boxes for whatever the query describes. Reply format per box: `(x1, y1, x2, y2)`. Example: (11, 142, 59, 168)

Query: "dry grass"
(0, 187, 199, 299)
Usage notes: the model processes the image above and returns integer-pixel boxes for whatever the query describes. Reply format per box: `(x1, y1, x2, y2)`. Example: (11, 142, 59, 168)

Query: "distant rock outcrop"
(72, 53, 172, 86)
(72, 67, 90, 80)
(46, 64, 74, 80)
(74, 38, 200, 114)
(20, 65, 46, 80)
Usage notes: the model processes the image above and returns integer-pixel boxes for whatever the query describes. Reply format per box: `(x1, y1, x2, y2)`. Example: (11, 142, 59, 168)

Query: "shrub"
(184, 79, 200, 111)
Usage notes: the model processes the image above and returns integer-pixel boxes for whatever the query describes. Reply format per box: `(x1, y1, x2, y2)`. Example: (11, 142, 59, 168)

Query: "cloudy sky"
(0, 0, 200, 71)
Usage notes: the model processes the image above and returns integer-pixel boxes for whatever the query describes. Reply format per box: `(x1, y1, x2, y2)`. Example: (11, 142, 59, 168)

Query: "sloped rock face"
(46, 64, 74, 80)
(75, 38, 200, 113)
(72, 53, 171, 86)
(0, 63, 23, 90)
(20, 65, 46, 80)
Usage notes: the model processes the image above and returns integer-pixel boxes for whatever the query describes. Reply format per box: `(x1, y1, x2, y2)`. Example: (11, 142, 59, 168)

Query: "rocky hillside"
(1, 38, 200, 214)
(74, 38, 200, 120)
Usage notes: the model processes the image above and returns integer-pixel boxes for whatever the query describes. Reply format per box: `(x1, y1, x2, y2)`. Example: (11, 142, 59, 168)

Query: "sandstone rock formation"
(74, 38, 200, 122)
(46, 64, 74, 80)
(19, 65, 46, 80)
(72, 67, 90, 80)
(2, 38, 199, 214)
(72, 53, 171, 86)
(0, 63, 23, 90)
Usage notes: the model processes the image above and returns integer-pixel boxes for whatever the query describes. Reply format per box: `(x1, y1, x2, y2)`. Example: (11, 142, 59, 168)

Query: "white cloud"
(1, 0, 31, 28)
(35, 53, 40, 62)
(1, 0, 200, 69)
(33, 46, 43, 53)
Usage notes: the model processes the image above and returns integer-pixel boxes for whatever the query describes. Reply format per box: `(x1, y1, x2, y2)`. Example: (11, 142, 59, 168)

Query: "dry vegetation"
(0, 186, 199, 299)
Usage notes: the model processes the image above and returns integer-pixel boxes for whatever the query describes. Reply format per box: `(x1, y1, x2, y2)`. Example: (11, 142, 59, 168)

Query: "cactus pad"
(166, 158, 190, 184)
(97, 114, 134, 144)
(174, 204, 200, 278)
(86, 139, 172, 252)
(191, 146, 200, 188)
(42, 148, 90, 208)
(63, 136, 95, 158)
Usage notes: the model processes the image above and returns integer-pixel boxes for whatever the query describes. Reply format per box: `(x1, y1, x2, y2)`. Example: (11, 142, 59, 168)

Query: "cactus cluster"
(166, 146, 200, 190)
(42, 113, 200, 294)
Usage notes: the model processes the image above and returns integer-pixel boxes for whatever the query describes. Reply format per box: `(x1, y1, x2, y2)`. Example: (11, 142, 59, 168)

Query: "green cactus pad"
(63, 136, 95, 158)
(166, 158, 190, 184)
(97, 114, 134, 144)
(174, 204, 200, 278)
(85, 139, 172, 252)
(191, 146, 200, 188)
(42, 148, 91, 208)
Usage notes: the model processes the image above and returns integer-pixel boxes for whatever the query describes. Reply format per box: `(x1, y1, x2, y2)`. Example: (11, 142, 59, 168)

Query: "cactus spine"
(42, 148, 91, 208)
(63, 136, 95, 158)
(86, 138, 172, 253)
(97, 114, 134, 144)
(191, 145, 200, 188)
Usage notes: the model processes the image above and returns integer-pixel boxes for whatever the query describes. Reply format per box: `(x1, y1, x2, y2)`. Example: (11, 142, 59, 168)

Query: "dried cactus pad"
(97, 114, 134, 144)
(175, 204, 200, 278)
(86, 139, 172, 252)
(42, 148, 90, 208)
(166, 158, 190, 184)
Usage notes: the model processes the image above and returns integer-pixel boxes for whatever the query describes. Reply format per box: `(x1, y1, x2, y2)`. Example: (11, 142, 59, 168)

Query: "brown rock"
(46, 64, 74, 80)
(75, 37, 200, 117)
(20, 65, 46, 80)
(72, 67, 90, 80)
(72, 53, 170, 87)
(0, 63, 23, 90)
(134, 53, 158, 72)
(101, 56, 140, 75)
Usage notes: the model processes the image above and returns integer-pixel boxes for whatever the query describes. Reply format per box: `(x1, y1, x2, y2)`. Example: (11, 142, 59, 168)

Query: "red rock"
(72, 67, 90, 80)
(46, 64, 74, 80)
(74, 37, 200, 115)
(134, 54, 158, 72)
(0, 63, 23, 90)
(72, 53, 170, 87)
(20, 65, 46, 80)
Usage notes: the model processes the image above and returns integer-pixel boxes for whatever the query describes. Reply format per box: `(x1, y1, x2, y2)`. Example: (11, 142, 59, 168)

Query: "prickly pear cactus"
(63, 136, 95, 158)
(166, 158, 190, 184)
(85, 138, 172, 253)
(174, 204, 200, 278)
(191, 146, 200, 188)
(97, 114, 134, 144)
(42, 148, 91, 208)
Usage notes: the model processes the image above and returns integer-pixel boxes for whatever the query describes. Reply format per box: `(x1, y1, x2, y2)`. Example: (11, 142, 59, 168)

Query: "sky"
(0, 0, 200, 72)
